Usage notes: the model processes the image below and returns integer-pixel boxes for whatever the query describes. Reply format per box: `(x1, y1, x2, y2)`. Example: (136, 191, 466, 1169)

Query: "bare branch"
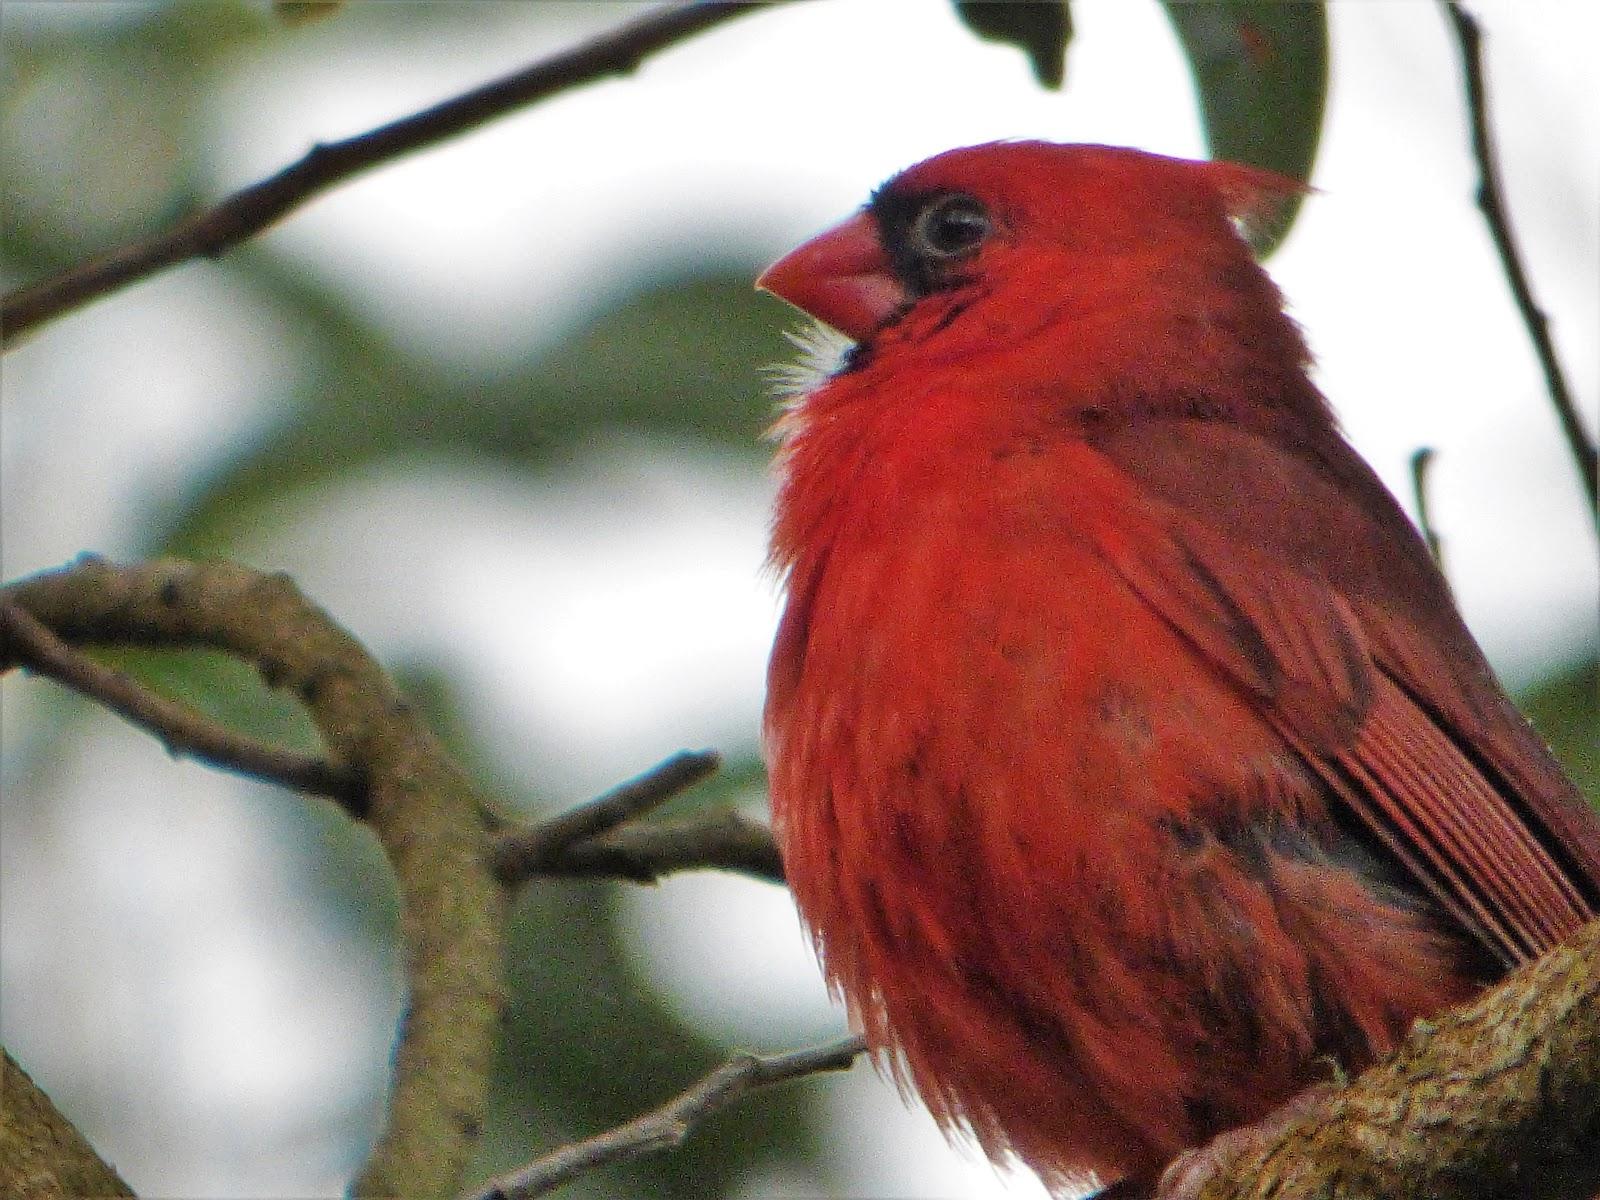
(464, 1035, 868, 1200)
(517, 749, 720, 854)
(1, 598, 364, 814)
(490, 749, 730, 884)
(4, 551, 773, 886)
(1440, 1, 1598, 525)
(2, 593, 771, 886)
(507, 809, 786, 886)
(0, 1, 776, 347)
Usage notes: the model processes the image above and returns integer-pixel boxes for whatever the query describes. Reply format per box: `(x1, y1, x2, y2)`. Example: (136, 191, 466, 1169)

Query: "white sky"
(2, 2, 1596, 1197)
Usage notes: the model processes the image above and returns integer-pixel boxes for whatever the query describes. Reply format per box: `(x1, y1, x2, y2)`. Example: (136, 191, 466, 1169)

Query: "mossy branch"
(0, 1050, 136, 1200)
(1198, 919, 1600, 1200)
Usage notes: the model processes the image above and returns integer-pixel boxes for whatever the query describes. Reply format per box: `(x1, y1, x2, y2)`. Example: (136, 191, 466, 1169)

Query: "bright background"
(2, 2, 1595, 1197)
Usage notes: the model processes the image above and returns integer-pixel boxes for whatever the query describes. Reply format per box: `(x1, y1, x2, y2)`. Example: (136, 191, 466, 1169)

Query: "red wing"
(1091, 421, 1600, 967)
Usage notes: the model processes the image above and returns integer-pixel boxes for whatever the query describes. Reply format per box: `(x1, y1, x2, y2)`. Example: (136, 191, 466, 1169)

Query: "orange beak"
(757, 211, 906, 341)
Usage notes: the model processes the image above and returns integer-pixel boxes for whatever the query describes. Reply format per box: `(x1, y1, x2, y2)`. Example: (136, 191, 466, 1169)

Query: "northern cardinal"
(758, 142, 1600, 1197)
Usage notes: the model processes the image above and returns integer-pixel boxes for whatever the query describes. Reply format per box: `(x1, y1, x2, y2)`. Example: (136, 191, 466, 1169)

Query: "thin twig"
(1409, 446, 1446, 571)
(506, 809, 785, 886)
(465, 1035, 868, 1200)
(0, 599, 364, 812)
(490, 749, 722, 883)
(1440, 1, 1598, 525)
(1, 1, 775, 347)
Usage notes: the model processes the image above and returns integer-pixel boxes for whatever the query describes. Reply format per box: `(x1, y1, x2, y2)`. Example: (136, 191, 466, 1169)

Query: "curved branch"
(2, 604, 778, 883)
(2, 557, 505, 1198)
(1440, 1, 1598, 524)
(0, 1, 776, 348)
(464, 1035, 867, 1200)
(0, 598, 363, 813)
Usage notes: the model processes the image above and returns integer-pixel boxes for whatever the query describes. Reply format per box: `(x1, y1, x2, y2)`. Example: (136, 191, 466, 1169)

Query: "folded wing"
(1092, 419, 1600, 968)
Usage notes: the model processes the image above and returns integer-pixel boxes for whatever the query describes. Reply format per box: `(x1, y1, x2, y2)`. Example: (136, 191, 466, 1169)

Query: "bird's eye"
(910, 195, 991, 261)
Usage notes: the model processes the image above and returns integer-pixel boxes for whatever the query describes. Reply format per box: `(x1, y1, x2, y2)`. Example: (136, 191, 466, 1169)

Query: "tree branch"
(1198, 918, 1600, 1200)
(0, 598, 364, 814)
(2, 557, 506, 1198)
(492, 749, 722, 873)
(490, 749, 784, 886)
(2, 557, 796, 1191)
(1440, 1, 1598, 524)
(1, 1050, 136, 1200)
(0, 1, 775, 348)
(464, 1035, 868, 1200)
(528, 809, 786, 886)
(3, 586, 782, 889)
(488, 749, 785, 887)
(4, 567, 780, 887)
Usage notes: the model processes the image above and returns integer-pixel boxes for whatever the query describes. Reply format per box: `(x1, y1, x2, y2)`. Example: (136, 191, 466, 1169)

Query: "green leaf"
(953, 0, 1073, 89)
(1162, 1, 1328, 252)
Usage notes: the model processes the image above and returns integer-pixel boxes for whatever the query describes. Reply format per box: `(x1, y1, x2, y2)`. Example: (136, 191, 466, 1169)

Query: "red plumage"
(760, 142, 1599, 1194)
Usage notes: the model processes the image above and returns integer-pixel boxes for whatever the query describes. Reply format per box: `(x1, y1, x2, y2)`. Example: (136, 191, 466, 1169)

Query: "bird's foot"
(1154, 1084, 1336, 1199)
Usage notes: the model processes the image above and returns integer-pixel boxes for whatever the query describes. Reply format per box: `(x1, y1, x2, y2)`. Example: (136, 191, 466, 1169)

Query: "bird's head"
(758, 141, 1305, 348)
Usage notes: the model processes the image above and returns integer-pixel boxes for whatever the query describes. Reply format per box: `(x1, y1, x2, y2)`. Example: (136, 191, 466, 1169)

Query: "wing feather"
(1091, 420, 1599, 967)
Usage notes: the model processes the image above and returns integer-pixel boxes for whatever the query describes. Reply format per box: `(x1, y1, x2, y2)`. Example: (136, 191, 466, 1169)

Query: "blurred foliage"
(953, 0, 1074, 90)
(93, 645, 325, 757)
(273, 0, 345, 27)
(1521, 654, 1600, 807)
(0, 1, 1588, 1198)
(1162, 1, 1328, 252)
(159, 266, 785, 558)
(4, 3, 821, 1196)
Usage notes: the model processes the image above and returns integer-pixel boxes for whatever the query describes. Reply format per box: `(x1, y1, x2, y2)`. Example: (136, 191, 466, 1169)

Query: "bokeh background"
(2, 2, 1595, 1197)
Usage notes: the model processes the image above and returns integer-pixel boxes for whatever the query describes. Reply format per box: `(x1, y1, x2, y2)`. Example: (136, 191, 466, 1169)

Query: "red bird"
(758, 142, 1600, 1197)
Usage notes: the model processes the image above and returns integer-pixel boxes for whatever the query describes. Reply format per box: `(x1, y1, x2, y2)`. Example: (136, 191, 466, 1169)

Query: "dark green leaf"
(953, 1, 1073, 89)
(1163, 1, 1328, 253)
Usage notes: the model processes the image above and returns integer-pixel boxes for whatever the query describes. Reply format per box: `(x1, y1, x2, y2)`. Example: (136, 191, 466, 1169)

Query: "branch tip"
(1440, 0, 1598, 525)
(465, 1034, 867, 1200)
(1, 1, 778, 347)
